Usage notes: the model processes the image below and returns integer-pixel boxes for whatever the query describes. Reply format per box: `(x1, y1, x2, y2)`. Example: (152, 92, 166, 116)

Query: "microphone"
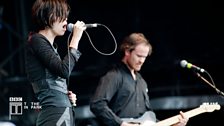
(67, 23, 98, 32)
(180, 60, 205, 73)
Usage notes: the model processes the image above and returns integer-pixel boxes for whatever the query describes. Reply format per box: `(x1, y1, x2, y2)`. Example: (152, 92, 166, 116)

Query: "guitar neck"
(154, 107, 205, 126)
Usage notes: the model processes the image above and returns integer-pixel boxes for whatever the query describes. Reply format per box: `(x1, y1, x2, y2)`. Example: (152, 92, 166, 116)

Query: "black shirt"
(25, 33, 81, 108)
(90, 62, 152, 126)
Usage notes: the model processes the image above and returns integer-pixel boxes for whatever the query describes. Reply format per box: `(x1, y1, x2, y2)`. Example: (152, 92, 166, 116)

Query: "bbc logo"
(9, 97, 23, 120)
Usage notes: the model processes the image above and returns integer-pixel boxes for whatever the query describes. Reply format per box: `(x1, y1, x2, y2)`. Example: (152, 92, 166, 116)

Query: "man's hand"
(172, 111, 189, 126)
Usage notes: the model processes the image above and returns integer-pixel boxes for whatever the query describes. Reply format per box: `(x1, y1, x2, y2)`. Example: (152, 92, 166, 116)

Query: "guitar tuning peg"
(202, 102, 208, 105)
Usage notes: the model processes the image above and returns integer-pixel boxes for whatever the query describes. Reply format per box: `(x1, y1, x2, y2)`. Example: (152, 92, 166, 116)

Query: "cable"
(196, 71, 224, 97)
(67, 33, 72, 87)
(204, 70, 216, 87)
(84, 23, 117, 56)
(66, 23, 117, 86)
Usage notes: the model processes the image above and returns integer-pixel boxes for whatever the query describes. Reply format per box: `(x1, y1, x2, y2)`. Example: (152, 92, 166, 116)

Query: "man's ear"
(124, 50, 130, 57)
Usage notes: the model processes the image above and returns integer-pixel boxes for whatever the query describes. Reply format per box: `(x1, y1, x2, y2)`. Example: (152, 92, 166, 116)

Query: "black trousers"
(36, 107, 75, 126)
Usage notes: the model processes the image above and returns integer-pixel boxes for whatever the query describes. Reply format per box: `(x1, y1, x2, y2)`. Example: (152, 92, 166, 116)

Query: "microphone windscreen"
(67, 23, 73, 32)
(180, 60, 188, 68)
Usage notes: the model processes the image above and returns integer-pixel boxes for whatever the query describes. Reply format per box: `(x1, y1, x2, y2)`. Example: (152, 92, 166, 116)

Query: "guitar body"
(122, 102, 220, 126)
(121, 111, 156, 125)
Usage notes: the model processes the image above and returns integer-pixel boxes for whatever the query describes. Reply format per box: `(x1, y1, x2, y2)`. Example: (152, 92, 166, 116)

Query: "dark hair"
(31, 0, 70, 32)
(119, 33, 152, 57)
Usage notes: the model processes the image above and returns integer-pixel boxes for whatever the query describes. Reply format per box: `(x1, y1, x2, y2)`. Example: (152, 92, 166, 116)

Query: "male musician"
(90, 33, 189, 126)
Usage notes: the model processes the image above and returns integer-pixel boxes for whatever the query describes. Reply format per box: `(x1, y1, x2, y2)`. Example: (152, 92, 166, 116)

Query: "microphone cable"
(84, 23, 117, 56)
(66, 23, 117, 87)
(196, 70, 224, 97)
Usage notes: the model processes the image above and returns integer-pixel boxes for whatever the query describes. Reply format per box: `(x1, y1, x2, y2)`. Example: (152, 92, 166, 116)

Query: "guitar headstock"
(200, 102, 221, 112)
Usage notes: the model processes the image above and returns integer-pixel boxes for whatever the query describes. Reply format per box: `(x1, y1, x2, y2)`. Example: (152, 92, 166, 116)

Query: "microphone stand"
(196, 72, 224, 97)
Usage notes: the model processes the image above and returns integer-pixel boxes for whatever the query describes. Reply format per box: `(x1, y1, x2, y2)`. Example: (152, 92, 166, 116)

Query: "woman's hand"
(68, 91, 77, 106)
(69, 20, 86, 49)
